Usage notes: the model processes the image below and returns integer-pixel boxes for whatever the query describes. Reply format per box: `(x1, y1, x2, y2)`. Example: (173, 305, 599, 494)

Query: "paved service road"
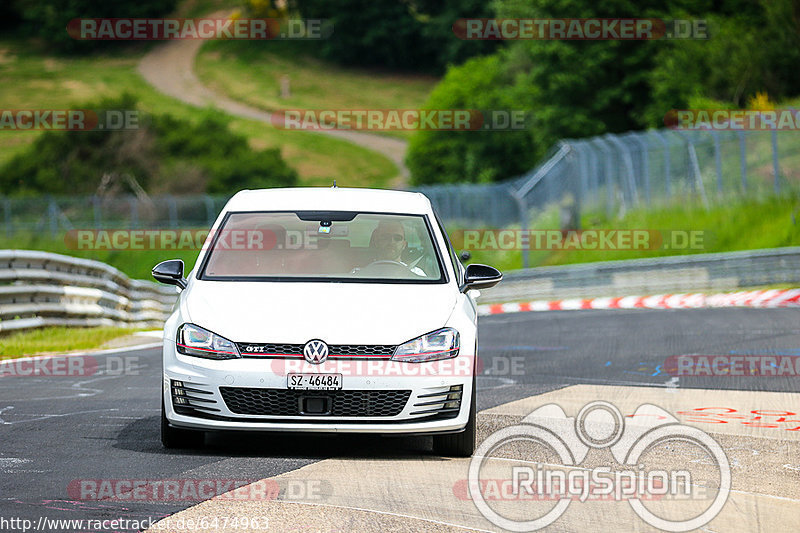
(1, 308, 798, 531)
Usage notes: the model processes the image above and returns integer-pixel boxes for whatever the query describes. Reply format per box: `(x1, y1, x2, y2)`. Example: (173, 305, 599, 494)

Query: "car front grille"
(219, 387, 411, 417)
(236, 343, 396, 359)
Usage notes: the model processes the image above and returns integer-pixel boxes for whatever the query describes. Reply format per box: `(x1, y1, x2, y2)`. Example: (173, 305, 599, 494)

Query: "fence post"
(92, 195, 101, 230)
(631, 134, 651, 205)
(168, 196, 178, 229)
(48, 198, 58, 238)
(738, 131, 747, 192)
(204, 195, 215, 226)
(710, 131, 723, 194)
(129, 196, 139, 229)
(651, 130, 671, 199)
(676, 131, 709, 208)
(591, 138, 616, 218)
(771, 129, 780, 194)
(606, 134, 639, 207)
(510, 187, 529, 269)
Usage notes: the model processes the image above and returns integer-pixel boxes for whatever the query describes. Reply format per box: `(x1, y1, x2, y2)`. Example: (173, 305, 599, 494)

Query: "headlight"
(176, 324, 240, 360)
(392, 328, 460, 363)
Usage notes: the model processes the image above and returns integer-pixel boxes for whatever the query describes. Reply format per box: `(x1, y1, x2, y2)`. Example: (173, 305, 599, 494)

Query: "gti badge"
(303, 339, 329, 364)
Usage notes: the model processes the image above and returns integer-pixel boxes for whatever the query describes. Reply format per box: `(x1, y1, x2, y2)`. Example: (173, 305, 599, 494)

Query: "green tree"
(407, 54, 537, 185)
(13, 0, 178, 53)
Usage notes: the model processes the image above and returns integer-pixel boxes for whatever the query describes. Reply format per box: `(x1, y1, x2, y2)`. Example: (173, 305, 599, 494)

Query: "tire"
(433, 377, 477, 457)
(161, 397, 202, 449)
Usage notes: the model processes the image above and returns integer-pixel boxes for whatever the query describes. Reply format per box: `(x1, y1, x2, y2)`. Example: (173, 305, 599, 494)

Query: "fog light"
(444, 401, 459, 409)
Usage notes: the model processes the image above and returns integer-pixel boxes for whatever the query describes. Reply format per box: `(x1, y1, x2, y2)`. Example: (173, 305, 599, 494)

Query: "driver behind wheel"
(369, 220, 426, 276)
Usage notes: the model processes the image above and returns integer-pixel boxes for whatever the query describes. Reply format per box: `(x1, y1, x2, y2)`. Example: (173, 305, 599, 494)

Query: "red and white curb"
(478, 288, 800, 316)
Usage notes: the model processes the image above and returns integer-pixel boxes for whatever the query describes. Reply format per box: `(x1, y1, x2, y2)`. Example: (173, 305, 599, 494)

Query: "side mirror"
(459, 250, 472, 262)
(461, 263, 502, 292)
(152, 259, 187, 289)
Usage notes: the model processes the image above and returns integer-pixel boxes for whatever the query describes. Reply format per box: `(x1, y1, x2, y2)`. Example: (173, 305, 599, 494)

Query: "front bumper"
(163, 343, 475, 435)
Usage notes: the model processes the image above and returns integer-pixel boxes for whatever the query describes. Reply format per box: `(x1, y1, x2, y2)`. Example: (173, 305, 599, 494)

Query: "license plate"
(287, 373, 342, 390)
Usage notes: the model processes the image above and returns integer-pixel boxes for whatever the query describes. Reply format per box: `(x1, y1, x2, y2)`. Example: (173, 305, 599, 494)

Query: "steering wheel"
(365, 260, 408, 268)
(351, 259, 412, 276)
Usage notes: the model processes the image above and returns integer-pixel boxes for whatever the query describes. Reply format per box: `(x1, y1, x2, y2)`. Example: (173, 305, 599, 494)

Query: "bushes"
(0, 95, 297, 195)
(406, 55, 538, 185)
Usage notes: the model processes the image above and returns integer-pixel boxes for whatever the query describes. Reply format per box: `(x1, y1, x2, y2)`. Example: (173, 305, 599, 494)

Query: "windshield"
(200, 211, 445, 282)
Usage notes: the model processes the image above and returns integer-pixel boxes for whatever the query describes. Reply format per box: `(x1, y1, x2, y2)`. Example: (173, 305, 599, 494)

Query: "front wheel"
(161, 397, 202, 449)
(433, 378, 476, 457)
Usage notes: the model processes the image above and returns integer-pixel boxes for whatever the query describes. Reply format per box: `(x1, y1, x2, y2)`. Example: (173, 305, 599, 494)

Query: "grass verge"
(195, 39, 437, 139)
(0, 326, 143, 359)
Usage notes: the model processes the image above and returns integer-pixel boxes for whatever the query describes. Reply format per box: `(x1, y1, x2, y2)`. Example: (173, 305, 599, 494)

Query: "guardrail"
(479, 247, 800, 304)
(0, 250, 176, 333)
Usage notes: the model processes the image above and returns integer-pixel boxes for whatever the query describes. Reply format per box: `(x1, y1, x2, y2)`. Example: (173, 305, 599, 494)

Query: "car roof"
(222, 187, 433, 215)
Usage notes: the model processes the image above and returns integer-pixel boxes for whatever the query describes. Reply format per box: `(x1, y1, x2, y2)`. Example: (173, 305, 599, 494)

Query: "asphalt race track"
(1, 308, 799, 532)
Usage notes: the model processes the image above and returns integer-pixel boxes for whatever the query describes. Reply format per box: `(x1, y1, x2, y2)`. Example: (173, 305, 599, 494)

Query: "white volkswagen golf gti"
(152, 187, 501, 456)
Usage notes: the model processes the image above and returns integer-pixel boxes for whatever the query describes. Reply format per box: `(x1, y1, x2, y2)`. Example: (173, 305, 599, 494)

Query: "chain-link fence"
(2, 128, 797, 267)
(418, 128, 797, 224)
(416, 127, 798, 265)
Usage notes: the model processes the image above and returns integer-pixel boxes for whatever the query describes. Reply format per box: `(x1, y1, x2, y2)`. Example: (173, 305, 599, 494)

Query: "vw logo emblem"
(303, 339, 329, 364)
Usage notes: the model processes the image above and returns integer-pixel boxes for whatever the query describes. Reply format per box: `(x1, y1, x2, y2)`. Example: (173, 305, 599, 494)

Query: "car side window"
(434, 213, 463, 286)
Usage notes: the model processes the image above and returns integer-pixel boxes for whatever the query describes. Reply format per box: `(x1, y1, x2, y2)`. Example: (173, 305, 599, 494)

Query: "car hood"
(183, 281, 458, 345)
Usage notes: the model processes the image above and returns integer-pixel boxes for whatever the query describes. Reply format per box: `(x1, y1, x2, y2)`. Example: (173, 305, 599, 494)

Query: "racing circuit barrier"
(479, 246, 800, 304)
(0, 250, 176, 333)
